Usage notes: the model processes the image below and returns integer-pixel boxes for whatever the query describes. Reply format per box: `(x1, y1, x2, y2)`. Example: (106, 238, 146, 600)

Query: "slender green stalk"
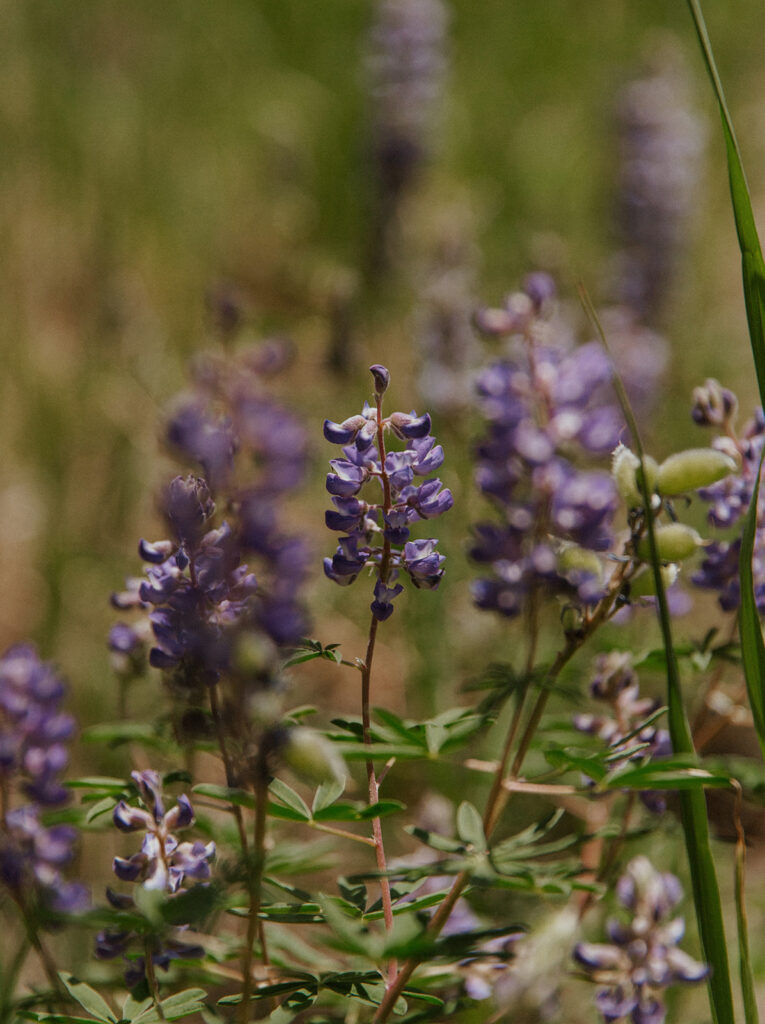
(240, 776, 269, 1024)
(208, 684, 250, 856)
(732, 782, 759, 1024)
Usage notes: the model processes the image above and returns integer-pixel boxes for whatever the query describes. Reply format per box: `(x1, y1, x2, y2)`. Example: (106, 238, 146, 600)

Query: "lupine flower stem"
(240, 777, 269, 1024)
(144, 938, 167, 1022)
(360, 395, 397, 986)
(208, 685, 250, 855)
(10, 892, 62, 1000)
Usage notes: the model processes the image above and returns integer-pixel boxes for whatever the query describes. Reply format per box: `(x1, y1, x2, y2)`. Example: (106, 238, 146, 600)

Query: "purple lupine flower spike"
(471, 275, 621, 617)
(324, 366, 451, 620)
(574, 857, 708, 1023)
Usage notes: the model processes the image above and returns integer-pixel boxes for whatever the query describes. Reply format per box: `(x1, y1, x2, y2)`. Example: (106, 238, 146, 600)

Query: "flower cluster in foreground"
(96, 770, 214, 988)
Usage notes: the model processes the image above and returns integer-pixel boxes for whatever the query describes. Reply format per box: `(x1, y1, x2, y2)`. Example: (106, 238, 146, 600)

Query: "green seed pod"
(637, 523, 702, 563)
(557, 544, 603, 582)
(657, 448, 737, 495)
(629, 562, 679, 597)
(612, 444, 658, 506)
(282, 727, 346, 786)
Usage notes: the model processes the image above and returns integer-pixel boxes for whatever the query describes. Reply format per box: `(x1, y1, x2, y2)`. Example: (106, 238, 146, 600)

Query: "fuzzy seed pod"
(637, 523, 702, 563)
(612, 444, 658, 506)
(657, 448, 737, 495)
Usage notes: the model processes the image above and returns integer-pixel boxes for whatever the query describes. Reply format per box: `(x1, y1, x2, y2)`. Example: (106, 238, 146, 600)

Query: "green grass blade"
(641, 482, 735, 1024)
(739, 448, 765, 760)
(580, 286, 736, 1024)
(687, 0, 765, 403)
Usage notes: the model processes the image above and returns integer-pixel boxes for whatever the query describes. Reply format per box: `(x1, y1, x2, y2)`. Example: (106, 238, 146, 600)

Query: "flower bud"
(637, 524, 702, 563)
(282, 727, 346, 786)
(612, 444, 658, 506)
(369, 364, 390, 398)
(656, 448, 737, 495)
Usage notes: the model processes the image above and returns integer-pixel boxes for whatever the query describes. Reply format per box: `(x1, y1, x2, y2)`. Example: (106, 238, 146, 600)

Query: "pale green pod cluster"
(656, 448, 737, 495)
(636, 523, 703, 563)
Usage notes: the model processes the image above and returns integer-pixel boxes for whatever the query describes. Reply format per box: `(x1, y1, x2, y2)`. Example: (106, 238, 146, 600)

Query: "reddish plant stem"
(360, 396, 397, 988)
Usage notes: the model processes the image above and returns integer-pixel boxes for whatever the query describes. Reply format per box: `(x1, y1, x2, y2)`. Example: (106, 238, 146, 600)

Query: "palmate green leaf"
(160, 883, 219, 926)
(19, 1015, 97, 1023)
(131, 989, 207, 1022)
(604, 759, 731, 792)
(269, 778, 311, 819)
(312, 776, 347, 813)
(82, 722, 170, 750)
(456, 802, 486, 851)
(543, 746, 609, 782)
(65, 777, 129, 792)
(58, 973, 117, 1023)
(192, 783, 255, 809)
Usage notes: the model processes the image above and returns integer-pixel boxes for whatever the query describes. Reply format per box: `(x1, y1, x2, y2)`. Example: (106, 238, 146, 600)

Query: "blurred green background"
(3, 2, 765, 1015)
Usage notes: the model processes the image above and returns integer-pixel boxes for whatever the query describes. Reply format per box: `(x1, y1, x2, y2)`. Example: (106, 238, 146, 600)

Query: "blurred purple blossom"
(0, 646, 86, 916)
(471, 275, 622, 617)
(690, 383, 765, 613)
(574, 856, 708, 1024)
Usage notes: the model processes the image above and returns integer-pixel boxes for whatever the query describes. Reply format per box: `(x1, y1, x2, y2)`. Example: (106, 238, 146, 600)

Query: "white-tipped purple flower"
(574, 857, 707, 1024)
(323, 366, 451, 620)
(108, 775, 213, 896)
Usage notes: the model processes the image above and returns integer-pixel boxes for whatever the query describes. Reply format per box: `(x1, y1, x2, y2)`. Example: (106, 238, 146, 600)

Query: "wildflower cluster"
(111, 343, 311, 767)
(96, 770, 213, 989)
(324, 364, 453, 619)
(575, 856, 708, 1024)
(471, 274, 622, 617)
(0, 646, 86, 916)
